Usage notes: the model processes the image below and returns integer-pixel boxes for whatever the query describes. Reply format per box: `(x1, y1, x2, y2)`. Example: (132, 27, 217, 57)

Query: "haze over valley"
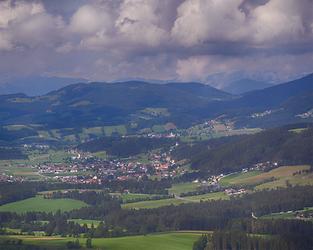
(0, 0, 313, 249)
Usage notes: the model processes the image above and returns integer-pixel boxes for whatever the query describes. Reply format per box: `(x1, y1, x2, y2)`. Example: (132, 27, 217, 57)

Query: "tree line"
(2, 185, 313, 238)
(172, 126, 313, 173)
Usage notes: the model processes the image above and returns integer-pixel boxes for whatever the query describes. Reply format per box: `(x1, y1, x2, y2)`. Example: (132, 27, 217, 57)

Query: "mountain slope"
(0, 76, 87, 96)
(221, 79, 273, 94)
(0, 81, 231, 129)
(0, 74, 311, 137)
(172, 125, 313, 174)
(213, 74, 313, 127)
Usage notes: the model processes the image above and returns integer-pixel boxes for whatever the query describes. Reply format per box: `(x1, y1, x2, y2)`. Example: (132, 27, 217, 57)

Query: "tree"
(86, 238, 92, 248)
(193, 235, 208, 250)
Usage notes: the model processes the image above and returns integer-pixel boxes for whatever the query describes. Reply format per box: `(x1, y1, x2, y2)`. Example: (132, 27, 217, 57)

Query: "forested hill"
(205, 73, 313, 128)
(0, 74, 312, 131)
(172, 125, 313, 174)
(77, 137, 175, 158)
(0, 81, 231, 129)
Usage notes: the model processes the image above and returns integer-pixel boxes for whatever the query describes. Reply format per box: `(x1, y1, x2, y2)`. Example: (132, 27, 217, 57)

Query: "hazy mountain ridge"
(0, 74, 311, 133)
(221, 78, 273, 94)
(0, 76, 87, 96)
(0, 81, 231, 130)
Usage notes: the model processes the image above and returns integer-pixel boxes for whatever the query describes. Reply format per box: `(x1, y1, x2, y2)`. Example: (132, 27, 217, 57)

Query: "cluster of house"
(295, 210, 313, 220)
(33, 148, 178, 184)
(250, 161, 279, 171)
(144, 132, 178, 139)
(0, 173, 24, 183)
(38, 163, 80, 175)
(224, 188, 247, 196)
(23, 144, 50, 150)
(296, 108, 313, 119)
(251, 110, 272, 118)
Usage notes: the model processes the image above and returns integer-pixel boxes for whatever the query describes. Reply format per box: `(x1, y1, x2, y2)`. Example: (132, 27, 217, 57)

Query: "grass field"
(92, 150, 107, 159)
(219, 171, 262, 187)
(184, 192, 229, 202)
(122, 198, 186, 209)
(261, 207, 313, 221)
(0, 163, 42, 180)
(255, 172, 313, 190)
(0, 196, 88, 213)
(20, 124, 128, 143)
(5, 232, 203, 250)
(219, 165, 311, 189)
(110, 192, 155, 203)
(122, 192, 228, 209)
(68, 219, 102, 228)
(168, 182, 201, 195)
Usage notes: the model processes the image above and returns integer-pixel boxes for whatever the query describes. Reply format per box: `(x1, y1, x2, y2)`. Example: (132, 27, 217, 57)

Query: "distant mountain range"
(220, 79, 273, 95)
(0, 74, 312, 139)
(219, 73, 313, 128)
(0, 75, 280, 96)
(0, 81, 231, 130)
(0, 76, 87, 96)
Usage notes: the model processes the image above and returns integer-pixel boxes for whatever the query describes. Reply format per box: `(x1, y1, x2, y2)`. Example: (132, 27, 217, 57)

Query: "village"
(12, 147, 179, 185)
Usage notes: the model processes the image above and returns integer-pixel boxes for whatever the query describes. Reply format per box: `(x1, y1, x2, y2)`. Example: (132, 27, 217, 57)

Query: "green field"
(261, 207, 313, 221)
(219, 165, 311, 189)
(122, 198, 185, 209)
(219, 171, 262, 187)
(0, 196, 88, 213)
(17, 124, 128, 143)
(92, 150, 107, 159)
(184, 192, 229, 202)
(5, 232, 203, 250)
(0, 163, 42, 180)
(122, 192, 228, 209)
(255, 172, 313, 190)
(68, 219, 102, 228)
(168, 182, 201, 195)
(110, 192, 156, 203)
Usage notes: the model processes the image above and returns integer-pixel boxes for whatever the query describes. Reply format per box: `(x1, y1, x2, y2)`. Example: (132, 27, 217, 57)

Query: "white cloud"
(115, 0, 168, 46)
(176, 53, 313, 83)
(0, 0, 44, 28)
(250, 0, 310, 44)
(172, 0, 247, 46)
(13, 14, 65, 48)
(0, 32, 12, 50)
(0, 0, 312, 83)
(172, 0, 313, 47)
(69, 4, 113, 35)
(0, 0, 64, 50)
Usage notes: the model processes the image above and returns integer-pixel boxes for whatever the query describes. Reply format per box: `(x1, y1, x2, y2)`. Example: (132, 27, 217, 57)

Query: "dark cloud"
(0, 0, 312, 84)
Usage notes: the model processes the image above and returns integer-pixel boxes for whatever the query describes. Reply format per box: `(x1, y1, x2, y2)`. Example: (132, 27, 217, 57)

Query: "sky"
(0, 0, 312, 87)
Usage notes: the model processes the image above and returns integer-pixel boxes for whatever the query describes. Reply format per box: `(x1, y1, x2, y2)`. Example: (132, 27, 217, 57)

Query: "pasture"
(261, 207, 313, 221)
(168, 182, 200, 195)
(255, 172, 313, 190)
(68, 219, 102, 228)
(0, 196, 88, 213)
(219, 165, 311, 189)
(5, 232, 203, 250)
(0, 163, 41, 180)
(122, 197, 186, 209)
(219, 171, 261, 187)
(110, 192, 155, 203)
(122, 191, 228, 209)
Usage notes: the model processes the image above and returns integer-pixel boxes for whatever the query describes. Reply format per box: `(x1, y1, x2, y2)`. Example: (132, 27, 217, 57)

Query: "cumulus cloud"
(172, 0, 248, 46)
(0, 0, 312, 83)
(0, 0, 64, 50)
(0, 0, 44, 29)
(250, 0, 312, 44)
(69, 4, 113, 35)
(115, 0, 168, 46)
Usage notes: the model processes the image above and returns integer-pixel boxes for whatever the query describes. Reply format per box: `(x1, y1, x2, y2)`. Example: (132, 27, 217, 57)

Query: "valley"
(0, 74, 312, 250)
